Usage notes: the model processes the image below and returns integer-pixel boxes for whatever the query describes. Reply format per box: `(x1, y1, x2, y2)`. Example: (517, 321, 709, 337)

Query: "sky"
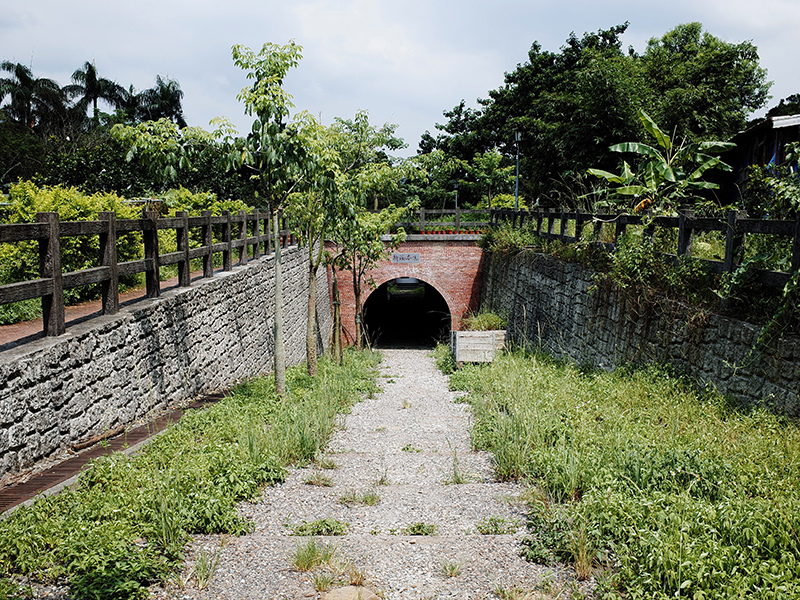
(2, 0, 799, 157)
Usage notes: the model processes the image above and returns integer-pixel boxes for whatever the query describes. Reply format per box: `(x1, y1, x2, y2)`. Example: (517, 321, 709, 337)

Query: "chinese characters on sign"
(391, 253, 421, 264)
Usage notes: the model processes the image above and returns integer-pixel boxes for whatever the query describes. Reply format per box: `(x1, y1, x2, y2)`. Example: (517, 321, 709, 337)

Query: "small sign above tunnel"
(391, 252, 421, 264)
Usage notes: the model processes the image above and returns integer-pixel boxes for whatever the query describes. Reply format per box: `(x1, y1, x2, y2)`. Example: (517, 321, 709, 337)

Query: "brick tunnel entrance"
(363, 277, 451, 348)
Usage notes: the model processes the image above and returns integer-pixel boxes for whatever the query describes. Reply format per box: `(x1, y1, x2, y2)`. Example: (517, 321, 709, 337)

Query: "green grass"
(401, 522, 438, 536)
(288, 518, 350, 537)
(450, 350, 800, 599)
(0, 349, 380, 600)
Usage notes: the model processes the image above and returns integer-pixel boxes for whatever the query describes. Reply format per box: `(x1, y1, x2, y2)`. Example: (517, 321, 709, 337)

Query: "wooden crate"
(451, 330, 506, 363)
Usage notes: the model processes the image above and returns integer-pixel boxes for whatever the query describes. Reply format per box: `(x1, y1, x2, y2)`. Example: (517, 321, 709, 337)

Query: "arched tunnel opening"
(363, 278, 451, 348)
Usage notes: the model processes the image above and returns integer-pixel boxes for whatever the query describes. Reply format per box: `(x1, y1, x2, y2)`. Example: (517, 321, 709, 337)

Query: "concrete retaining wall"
(481, 250, 800, 416)
(0, 245, 331, 477)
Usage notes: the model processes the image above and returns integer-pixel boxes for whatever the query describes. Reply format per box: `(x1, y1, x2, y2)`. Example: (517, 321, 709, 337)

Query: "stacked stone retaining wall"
(0, 245, 331, 477)
(481, 250, 800, 416)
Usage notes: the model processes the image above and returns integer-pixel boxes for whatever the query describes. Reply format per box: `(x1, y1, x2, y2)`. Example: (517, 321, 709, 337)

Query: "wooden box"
(451, 330, 506, 363)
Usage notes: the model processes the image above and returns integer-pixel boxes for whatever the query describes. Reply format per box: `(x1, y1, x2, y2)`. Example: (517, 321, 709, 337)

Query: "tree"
(640, 22, 771, 141)
(138, 75, 188, 127)
(465, 150, 515, 208)
(0, 61, 65, 131)
(111, 118, 216, 190)
(320, 111, 415, 354)
(285, 120, 340, 377)
(65, 61, 124, 121)
(767, 94, 800, 118)
(424, 22, 771, 206)
(588, 110, 735, 213)
(228, 40, 328, 396)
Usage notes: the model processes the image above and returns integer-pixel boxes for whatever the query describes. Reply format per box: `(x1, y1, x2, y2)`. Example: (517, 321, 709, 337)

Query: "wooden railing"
(395, 208, 490, 233)
(490, 208, 800, 288)
(0, 210, 292, 337)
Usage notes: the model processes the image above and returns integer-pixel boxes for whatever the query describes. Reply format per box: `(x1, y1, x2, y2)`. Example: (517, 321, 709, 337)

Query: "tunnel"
(362, 277, 451, 348)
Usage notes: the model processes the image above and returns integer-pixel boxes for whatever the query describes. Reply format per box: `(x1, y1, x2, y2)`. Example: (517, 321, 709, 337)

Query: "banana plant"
(588, 110, 735, 214)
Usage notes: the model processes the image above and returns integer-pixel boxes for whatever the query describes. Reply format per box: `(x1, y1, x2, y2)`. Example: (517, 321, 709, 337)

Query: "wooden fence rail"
(0, 210, 292, 337)
(394, 208, 491, 233)
(490, 207, 800, 288)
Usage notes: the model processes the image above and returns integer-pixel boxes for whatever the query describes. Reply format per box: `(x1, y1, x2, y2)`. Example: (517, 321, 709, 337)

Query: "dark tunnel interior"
(362, 278, 451, 348)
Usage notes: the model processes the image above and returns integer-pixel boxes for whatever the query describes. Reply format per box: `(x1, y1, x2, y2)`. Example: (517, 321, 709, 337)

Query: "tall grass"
(450, 351, 800, 599)
(0, 350, 380, 600)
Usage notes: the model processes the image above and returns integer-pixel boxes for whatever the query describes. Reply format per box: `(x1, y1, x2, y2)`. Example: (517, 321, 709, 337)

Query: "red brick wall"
(325, 239, 485, 346)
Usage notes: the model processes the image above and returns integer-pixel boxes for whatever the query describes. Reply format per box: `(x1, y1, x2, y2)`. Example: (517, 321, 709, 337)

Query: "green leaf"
(610, 142, 663, 160)
(639, 110, 672, 151)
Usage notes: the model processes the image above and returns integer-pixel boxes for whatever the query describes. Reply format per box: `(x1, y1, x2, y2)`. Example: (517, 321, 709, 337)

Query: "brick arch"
(326, 238, 485, 345)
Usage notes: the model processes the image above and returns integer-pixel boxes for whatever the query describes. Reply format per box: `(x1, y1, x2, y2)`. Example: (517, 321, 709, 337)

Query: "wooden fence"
(0, 210, 292, 337)
(490, 208, 800, 288)
(396, 208, 490, 233)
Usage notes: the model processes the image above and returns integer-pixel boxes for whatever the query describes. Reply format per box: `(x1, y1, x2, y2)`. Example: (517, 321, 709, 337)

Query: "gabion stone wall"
(0, 245, 331, 477)
(481, 250, 799, 417)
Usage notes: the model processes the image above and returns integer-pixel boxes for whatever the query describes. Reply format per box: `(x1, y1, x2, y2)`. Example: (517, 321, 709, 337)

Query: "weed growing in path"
(338, 490, 380, 506)
(289, 518, 350, 536)
(289, 538, 338, 572)
(401, 522, 438, 536)
(440, 558, 466, 577)
(475, 515, 519, 535)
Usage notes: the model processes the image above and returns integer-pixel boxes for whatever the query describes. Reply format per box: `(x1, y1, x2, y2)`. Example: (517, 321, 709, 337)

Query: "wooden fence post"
(723, 210, 747, 274)
(455, 207, 461, 233)
(615, 213, 628, 243)
(238, 210, 248, 266)
(99, 211, 119, 315)
(575, 212, 588, 242)
(177, 211, 190, 287)
(677, 209, 695, 256)
(38, 212, 64, 336)
(792, 212, 800, 273)
(222, 211, 232, 271)
(593, 209, 605, 242)
(420, 208, 426, 233)
(143, 210, 160, 298)
(559, 209, 568, 241)
(202, 210, 213, 278)
(253, 208, 261, 259)
(547, 208, 557, 239)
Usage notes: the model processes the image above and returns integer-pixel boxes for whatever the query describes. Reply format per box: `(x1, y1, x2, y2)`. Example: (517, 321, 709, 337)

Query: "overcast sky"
(3, 0, 799, 156)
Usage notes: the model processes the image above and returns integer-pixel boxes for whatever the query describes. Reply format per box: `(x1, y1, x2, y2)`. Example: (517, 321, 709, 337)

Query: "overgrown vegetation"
(0, 350, 380, 600)
(449, 351, 800, 599)
(461, 310, 507, 331)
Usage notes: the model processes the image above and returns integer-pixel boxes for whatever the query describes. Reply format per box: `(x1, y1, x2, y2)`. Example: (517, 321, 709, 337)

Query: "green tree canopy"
(420, 22, 771, 207)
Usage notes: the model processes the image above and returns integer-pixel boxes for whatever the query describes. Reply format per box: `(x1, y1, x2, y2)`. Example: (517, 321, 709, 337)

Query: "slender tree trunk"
(273, 210, 286, 397)
(306, 243, 319, 377)
(352, 262, 363, 350)
(331, 266, 343, 365)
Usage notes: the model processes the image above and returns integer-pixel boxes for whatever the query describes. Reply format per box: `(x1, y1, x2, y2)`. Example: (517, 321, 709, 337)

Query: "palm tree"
(139, 75, 187, 127)
(65, 61, 124, 120)
(117, 84, 146, 122)
(0, 61, 64, 129)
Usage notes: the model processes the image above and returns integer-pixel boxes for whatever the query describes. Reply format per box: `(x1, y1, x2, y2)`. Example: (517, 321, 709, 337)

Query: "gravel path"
(153, 349, 588, 599)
